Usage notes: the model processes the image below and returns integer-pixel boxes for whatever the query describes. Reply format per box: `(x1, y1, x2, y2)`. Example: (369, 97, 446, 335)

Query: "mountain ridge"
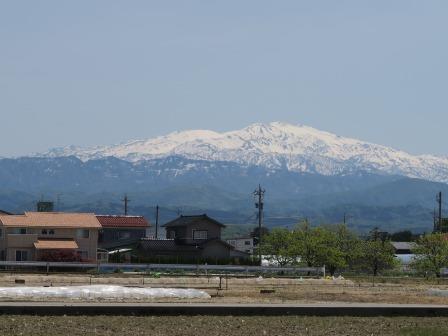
(36, 122, 448, 183)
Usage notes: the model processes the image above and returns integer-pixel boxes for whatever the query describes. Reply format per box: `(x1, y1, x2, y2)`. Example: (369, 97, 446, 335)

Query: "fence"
(0, 261, 325, 277)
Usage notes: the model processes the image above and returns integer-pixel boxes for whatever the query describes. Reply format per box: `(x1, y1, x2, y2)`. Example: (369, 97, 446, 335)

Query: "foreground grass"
(1, 316, 448, 336)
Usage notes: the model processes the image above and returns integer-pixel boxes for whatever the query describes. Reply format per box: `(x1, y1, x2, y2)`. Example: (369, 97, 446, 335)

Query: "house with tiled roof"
(96, 215, 150, 250)
(138, 214, 249, 262)
(0, 212, 101, 262)
(163, 214, 224, 243)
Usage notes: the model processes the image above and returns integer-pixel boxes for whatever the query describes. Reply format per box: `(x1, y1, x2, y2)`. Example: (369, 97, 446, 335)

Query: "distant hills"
(0, 154, 447, 233)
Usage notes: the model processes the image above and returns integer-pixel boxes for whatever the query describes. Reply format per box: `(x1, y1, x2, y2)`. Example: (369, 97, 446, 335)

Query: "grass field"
(1, 315, 448, 336)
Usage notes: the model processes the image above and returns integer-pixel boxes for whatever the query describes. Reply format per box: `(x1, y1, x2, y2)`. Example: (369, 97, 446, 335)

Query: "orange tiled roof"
(96, 215, 150, 228)
(34, 239, 79, 250)
(0, 212, 101, 228)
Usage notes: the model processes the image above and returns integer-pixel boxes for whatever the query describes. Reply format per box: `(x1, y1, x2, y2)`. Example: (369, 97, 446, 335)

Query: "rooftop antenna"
(122, 194, 130, 216)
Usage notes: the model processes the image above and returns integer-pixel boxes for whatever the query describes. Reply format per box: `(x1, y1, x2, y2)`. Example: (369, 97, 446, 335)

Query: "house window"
(168, 230, 176, 239)
(193, 230, 208, 240)
(77, 229, 90, 239)
(11, 228, 27, 235)
(15, 250, 28, 261)
(49, 229, 55, 235)
(245, 240, 251, 245)
(41, 229, 47, 235)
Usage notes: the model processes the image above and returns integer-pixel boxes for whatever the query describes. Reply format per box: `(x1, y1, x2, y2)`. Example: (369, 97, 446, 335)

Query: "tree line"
(258, 222, 448, 277)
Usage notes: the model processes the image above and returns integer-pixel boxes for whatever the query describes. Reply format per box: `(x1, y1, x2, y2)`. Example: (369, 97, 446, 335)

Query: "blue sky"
(1, 1, 447, 157)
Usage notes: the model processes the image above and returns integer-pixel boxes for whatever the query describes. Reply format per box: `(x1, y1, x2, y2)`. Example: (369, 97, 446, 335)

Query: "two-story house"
(138, 214, 249, 261)
(0, 212, 101, 262)
(164, 214, 224, 243)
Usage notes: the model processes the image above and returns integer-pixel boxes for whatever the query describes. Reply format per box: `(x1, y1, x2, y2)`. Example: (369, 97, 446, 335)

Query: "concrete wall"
(200, 241, 231, 259)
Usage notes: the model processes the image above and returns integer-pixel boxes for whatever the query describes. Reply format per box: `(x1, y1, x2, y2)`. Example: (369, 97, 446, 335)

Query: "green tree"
(359, 238, 396, 276)
(259, 228, 295, 266)
(292, 223, 346, 275)
(290, 221, 319, 267)
(411, 233, 448, 277)
(331, 224, 363, 271)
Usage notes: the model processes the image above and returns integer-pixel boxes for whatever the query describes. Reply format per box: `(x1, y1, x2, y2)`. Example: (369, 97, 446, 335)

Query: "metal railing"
(0, 261, 325, 276)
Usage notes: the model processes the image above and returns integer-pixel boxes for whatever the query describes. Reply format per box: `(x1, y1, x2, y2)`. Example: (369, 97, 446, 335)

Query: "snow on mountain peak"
(38, 122, 448, 182)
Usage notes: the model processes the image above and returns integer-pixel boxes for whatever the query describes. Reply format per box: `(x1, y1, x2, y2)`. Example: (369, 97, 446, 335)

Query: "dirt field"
(1, 273, 448, 305)
(1, 315, 448, 336)
(1, 274, 448, 335)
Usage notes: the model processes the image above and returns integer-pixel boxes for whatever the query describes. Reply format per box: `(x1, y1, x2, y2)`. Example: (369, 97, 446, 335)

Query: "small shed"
(391, 242, 417, 255)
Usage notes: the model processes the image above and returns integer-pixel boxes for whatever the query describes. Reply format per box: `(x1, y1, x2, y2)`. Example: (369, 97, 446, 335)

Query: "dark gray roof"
(391, 242, 417, 250)
(162, 214, 226, 228)
(0, 210, 13, 215)
(140, 239, 179, 251)
(139, 238, 234, 252)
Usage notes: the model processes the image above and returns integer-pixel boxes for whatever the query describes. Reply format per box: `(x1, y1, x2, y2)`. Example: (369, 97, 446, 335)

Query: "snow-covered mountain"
(39, 122, 448, 183)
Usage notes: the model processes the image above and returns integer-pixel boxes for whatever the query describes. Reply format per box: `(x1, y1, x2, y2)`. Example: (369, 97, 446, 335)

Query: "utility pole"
(437, 191, 442, 232)
(155, 205, 159, 239)
(122, 194, 130, 216)
(434, 208, 438, 233)
(254, 184, 265, 266)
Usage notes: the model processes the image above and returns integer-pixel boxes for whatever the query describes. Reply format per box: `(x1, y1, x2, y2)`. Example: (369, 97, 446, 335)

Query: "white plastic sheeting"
(0, 285, 211, 300)
(428, 288, 448, 297)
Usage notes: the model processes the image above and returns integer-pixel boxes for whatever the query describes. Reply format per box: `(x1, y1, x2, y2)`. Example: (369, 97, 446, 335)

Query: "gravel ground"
(1, 315, 448, 336)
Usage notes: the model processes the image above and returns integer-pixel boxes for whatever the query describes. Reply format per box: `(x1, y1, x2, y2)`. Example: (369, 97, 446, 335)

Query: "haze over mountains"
(1, 122, 447, 233)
